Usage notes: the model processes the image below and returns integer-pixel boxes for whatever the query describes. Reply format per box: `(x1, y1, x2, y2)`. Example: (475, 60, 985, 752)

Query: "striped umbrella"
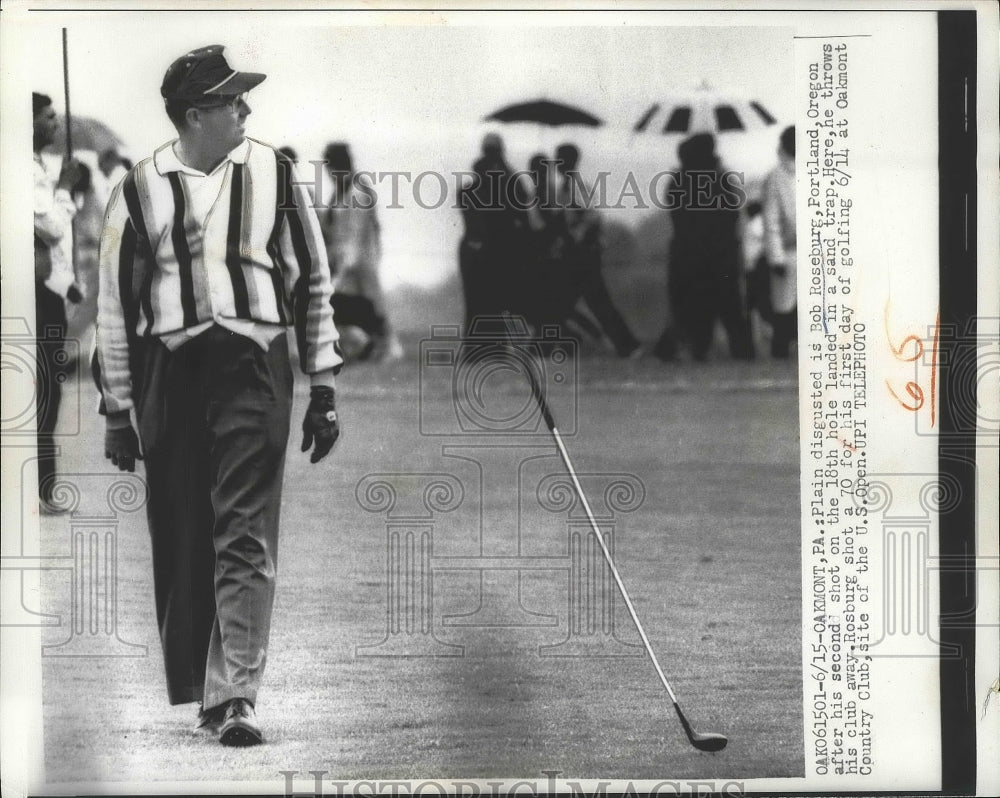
(632, 85, 777, 136)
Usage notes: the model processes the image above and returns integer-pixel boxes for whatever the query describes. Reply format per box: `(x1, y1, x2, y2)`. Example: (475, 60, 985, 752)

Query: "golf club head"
(689, 731, 729, 752)
(673, 702, 728, 752)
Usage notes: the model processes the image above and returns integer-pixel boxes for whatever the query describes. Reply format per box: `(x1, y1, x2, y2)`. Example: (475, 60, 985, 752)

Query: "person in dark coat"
(457, 133, 526, 336)
(553, 143, 641, 357)
(654, 133, 752, 362)
(518, 152, 577, 334)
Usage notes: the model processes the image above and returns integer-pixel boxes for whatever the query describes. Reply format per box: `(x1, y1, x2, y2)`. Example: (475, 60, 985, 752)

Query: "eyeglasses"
(193, 93, 247, 113)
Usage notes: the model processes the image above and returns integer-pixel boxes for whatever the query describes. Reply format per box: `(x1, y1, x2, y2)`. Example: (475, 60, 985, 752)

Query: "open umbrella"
(49, 115, 122, 155)
(632, 85, 777, 136)
(485, 98, 603, 127)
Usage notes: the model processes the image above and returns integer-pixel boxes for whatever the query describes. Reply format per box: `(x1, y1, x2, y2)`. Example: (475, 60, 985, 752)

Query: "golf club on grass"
(501, 313, 728, 753)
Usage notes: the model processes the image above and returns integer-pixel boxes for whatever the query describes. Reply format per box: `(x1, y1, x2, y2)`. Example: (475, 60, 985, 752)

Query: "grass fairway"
(40, 340, 802, 785)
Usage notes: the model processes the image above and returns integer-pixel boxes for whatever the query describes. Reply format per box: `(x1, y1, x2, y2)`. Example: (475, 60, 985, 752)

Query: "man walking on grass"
(96, 45, 342, 746)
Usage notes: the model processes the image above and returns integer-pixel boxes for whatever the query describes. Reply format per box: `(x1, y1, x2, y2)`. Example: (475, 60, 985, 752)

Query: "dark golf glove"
(104, 414, 142, 472)
(66, 283, 84, 305)
(301, 386, 340, 464)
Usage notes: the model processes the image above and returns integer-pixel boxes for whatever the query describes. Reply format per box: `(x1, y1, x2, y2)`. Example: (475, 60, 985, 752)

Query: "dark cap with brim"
(161, 44, 266, 100)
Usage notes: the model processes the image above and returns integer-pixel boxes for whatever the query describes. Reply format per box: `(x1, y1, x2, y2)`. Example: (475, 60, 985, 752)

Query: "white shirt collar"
(154, 138, 251, 176)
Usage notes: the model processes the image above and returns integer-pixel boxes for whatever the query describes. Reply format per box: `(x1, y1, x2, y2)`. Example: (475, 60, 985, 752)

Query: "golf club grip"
(500, 312, 556, 431)
(527, 366, 556, 432)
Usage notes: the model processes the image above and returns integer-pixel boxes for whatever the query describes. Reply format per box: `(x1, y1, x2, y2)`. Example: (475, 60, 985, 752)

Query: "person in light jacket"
(763, 125, 797, 359)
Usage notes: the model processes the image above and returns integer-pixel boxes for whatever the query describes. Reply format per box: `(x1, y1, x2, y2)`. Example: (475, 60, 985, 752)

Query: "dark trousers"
(460, 240, 488, 334)
(459, 239, 516, 336)
(133, 327, 292, 709)
(771, 308, 798, 358)
(332, 293, 385, 338)
(523, 245, 639, 356)
(35, 284, 68, 502)
(666, 271, 753, 361)
(574, 248, 640, 356)
(523, 253, 573, 333)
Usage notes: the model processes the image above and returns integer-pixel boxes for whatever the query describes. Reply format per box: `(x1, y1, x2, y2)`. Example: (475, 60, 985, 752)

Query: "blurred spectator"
(69, 160, 92, 194)
(518, 153, 572, 332)
(517, 152, 605, 345)
(277, 145, 299, 164)
(32, 91, 85, 514)
(554, 143, 641, 358)
(98, 147, 124, 175)
(654, 133, 751, 362)
(319, 142, 403, 362)
(763, 125, 797, 358)
(742, 199, 772, 351)
(742, 202, 768, 311)
(67, 159, 106, 357)
(457, 132, 527, 336)
(95, 148, 129, 211)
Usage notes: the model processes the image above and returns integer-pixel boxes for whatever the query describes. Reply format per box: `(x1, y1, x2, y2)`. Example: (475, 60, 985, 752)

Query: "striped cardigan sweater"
(96, 137, 342, 415)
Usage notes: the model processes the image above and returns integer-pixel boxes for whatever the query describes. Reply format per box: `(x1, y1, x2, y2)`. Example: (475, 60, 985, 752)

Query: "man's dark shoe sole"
(219, 724, 263, 747)
(217, 698, 264, 745)
(218, 698, 264, 747)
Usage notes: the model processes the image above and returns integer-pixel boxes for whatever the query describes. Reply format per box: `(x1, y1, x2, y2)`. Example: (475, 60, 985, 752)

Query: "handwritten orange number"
(884, 300, 938, 427)
(884, 300, 924, 361)
(885, 380, 924, 412)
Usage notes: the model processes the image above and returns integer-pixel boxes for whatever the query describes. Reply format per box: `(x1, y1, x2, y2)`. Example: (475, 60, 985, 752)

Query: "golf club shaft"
(501, 314, 724, 750)
(547, 423, 679, 706)
(499, 311, 681, 705)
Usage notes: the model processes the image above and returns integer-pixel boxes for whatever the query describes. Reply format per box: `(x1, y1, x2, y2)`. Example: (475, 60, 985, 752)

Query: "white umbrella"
(632, 83, 778, 136)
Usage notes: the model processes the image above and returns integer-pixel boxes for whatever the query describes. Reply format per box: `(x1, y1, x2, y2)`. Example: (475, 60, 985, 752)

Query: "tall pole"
(62, 29, 73, 157)
(61, 28, 77, 277)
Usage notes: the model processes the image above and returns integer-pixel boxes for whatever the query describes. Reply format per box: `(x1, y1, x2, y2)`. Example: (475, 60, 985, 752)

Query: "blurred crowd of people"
(26, 29, 802, 747)
(32, 85, 796, 517)
(284, 142, 405, 363)
(458, 136, 641, 356)
(35, 92, 797, 382)
(458, 125, 798, 362)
